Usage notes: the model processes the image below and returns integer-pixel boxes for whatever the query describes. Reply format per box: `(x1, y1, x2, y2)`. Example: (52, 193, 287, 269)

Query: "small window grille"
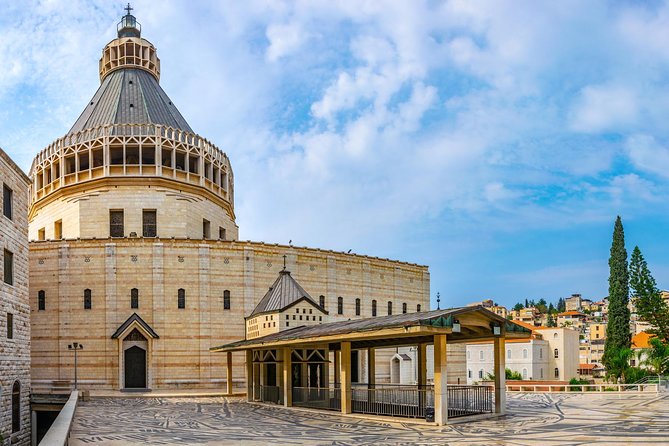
(355, 298, 361, 316)
(143, 210, 157, 237)
(337, 297, 343, 315)
(109, 210, 124, 237)
(372, 300, 377, 317)
(38, 290, 46, 311)
(3, 184, 12, 220)
(178, 288, 185, 309)
(84, 289, 92, 309)
(131, 288, 139, 309)
(319, 295, 325, 309)
(224, 290, 231, 310)
(402, 303, 407, 314)
(3, 249, 13, 285)
(387, 301, 393, 315)
(7, 312, 13, 339)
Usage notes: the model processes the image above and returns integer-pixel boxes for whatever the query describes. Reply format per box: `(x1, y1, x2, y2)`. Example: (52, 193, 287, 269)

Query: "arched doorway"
(123, 329, 148, 389)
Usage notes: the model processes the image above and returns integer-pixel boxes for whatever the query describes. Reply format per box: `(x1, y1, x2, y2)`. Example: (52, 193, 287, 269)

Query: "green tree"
(557, 297, 566, 312)
(605, 347, 633, 382)
(602, 216, 631, 374)
(641, 337, 669, 375)
(513, 303, 524, 311)
(630, 246, 669, 344)
(536, 298, 548, 314)
(546, 310, 556, 327)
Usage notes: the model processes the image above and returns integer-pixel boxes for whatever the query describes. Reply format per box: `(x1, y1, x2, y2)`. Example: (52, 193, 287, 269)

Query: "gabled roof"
(111, 313, 159, 339)
(68, 68, 192, 135)
(249, 270, 325, 317)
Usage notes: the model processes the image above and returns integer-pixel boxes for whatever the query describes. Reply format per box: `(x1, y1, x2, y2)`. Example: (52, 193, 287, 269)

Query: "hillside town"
(465, 291, 669, 383)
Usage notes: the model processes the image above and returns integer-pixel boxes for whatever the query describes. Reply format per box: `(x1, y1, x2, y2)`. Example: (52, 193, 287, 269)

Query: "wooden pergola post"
(226, 351, 233, 395)
(283, 346, 292, 407)
(245, 350, 253, 402)
(334, 350, 340, 386)
(367, 348, 376, 387)
(340, 341, 352, 414)
(493, 336, 506, 414)
(417, 343, 427, 386)
(433, 334, 448, 425)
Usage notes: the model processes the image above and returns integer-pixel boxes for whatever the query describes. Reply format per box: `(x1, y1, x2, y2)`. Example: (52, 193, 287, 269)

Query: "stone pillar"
(283, 347, 292, 407)
(226, 351, 233, 395)
(31, 410, 37, 446)
(433, 334, 448, 426)
(245, 350, 253, 402)
(493, 336, 506, 414)
(340, 341, 352, 414)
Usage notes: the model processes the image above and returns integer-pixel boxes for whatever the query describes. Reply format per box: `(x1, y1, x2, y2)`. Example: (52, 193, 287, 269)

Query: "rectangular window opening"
(142, 209, 157, 237)
(109, 210, 124, 237)
(203, 219, 210, 240)
(3, 184, 12, 220)
(7, 312, 13, 339)
(3, 249, 13, 285)
(54, 220, 62, 239)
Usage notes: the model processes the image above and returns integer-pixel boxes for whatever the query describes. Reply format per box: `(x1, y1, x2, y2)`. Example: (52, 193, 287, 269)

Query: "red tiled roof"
(558, 311, 586, 317)
(578, 363, 596, 370)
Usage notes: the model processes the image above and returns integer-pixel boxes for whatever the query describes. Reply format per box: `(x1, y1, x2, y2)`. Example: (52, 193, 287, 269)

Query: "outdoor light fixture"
(452, 319, 461, 333)
(492, 324, 501, 336)
(68, 342, 84, 389)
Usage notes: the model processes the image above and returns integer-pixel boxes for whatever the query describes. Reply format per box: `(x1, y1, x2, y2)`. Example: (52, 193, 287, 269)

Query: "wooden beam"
(282, 347, 292, 407)
(340, 341, 352, 414)
(226, 351, 233, 395)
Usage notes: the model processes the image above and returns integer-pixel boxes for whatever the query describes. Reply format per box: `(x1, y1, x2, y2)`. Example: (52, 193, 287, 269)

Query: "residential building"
(0, 147, 31, 446)
(589, 323, 606, 341)
(512, 307, 541, 326)
(565, 294, 582, 312)
(557, 311, 587, 331)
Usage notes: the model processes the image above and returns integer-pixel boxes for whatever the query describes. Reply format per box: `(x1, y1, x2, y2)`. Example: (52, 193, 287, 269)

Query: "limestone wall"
(0, 148, 31, 446)
(29, 238, 429, 390)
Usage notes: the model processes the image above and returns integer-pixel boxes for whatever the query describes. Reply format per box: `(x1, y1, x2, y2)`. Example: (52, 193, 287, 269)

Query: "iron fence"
(351, 385, 434, 419)
(447, 385, 493, 418)
(292, 387, 341, 411)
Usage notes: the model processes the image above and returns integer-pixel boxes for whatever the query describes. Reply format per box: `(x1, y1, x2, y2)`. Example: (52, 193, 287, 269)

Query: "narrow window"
(417, 304, 421, 312)
(467, 350, 471, 360)
(38, 228, 45, 241)
(7, 312, 13, 339)
(540, 368, 544, 378)
(387, 301, 393, 315)
(539, 348, 543, 359)
(507, 349, 511, 359)
(3, 184, 12, 219)
(554, 367, 559, 378)
(479, 350, 484, 360)
(142, 210, 157, 237)
(478, 369, 483, 379)
(131, 288, 139, 309)
(402, 303, 407, 314)
(12, 381, 20, 433)
(522, 368, 528, 379)
(319, 295, 325, 309)
(219, 227, 226, 240)
(178, 288, 185, 309)
(355, 298, 361, 316)
(54, 220, 62, 239)
(372, 300, 377, 316)
(523, 348, 528, 359)
(468, 370, 472, 378)
(224, 290, 231, 310)
(84, 289, 92, 309)
(203, 219, 210, 239)
(554, 348, 559, 359)
(38, 290, 46, 311)
(3, 249, 13, 285)
(109, 210, 124, 237)
(337, 296, 343, 315)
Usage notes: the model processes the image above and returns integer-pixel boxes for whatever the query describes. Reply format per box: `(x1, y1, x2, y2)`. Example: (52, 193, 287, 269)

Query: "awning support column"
(433, 334, 448, 425)
(340, 341, 352, 414)
(283, 347, 292, 407)
(226, 351, 233, 395)
(245, 350, 253, 402)
(367, 348, 375, 387)
(493, 336, 506, 414)
(417, 343, 427, 386)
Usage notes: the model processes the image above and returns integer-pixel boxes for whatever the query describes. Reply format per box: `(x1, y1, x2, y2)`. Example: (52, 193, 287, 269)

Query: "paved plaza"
(70, 393, 669, 445)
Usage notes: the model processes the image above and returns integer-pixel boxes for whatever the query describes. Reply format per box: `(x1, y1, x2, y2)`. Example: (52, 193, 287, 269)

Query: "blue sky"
(1, 0, 668, 310)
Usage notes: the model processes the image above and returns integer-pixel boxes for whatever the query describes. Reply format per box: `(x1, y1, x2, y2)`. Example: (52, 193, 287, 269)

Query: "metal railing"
(293, 387, 341, 411)
(506, 383, 659, 393)
(351, 384, 434, 419)
(259, 385, 282, 404)
(447, 385, 493, 418)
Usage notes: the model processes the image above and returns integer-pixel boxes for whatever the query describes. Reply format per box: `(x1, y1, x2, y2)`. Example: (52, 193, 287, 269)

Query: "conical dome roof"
(68, 8, 192, 135)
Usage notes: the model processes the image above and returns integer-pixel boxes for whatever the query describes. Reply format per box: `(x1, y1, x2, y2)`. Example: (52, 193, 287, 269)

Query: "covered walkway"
(212, 306, 531, 425)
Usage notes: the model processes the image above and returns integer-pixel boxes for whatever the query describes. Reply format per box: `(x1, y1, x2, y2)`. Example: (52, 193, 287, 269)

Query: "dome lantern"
(117, 3, 141, 38)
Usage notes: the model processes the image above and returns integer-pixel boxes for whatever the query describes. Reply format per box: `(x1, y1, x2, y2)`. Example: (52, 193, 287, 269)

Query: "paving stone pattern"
(70, 393, 669, 445)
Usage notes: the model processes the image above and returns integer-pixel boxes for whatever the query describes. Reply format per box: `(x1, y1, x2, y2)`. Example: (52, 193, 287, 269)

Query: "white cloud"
(266, 22, 309, 62)
(625, 134, 669, 179)
(569, 84, 638, 133)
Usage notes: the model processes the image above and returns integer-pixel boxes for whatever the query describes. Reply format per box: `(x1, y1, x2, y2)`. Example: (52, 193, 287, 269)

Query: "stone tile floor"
(70, 393, 669, 445)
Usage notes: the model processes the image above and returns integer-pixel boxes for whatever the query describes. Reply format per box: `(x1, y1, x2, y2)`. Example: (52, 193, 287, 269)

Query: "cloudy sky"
(1, 0, 668, 309)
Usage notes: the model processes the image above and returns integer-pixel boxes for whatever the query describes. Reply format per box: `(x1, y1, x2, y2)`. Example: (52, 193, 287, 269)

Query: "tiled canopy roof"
(249, 270, 324, 317)
(68, 68, 192, 135)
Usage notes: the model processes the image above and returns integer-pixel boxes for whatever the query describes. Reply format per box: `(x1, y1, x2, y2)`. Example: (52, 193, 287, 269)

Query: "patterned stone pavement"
(70, 393, 669, 445)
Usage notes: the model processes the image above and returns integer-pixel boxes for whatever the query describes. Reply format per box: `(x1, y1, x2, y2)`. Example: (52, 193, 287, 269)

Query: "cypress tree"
(602, 216, 631, 377)
(630, 246, 669, 344)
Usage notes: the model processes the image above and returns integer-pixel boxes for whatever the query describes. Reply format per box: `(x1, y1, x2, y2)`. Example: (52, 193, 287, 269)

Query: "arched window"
(507, 349, 511, 359)
(355, 298, 361, 316)
(467, 350, 471, 360)
(38, 290, 46, 311)
(553, 332, 558, 339)
(468, 369, 472, 378)
(131, 288, 139, 309)
(372, 300, 377, 316)
(337, 297, 343, 315)
(523, 348, 528, 359)
(84, 289, 92, 309)
(224, 290, 231, 310)
(478, 369, 483, 379)
(387, 301, 393, 315)
(12, 380, 20, 433)
(178, 288, 185, 309)
(522, 368, 528, 379)
(319, 295, 325, 309)
(540, 368, 544, 378)
(539, 348, 543, 359)
(416, 304, 421, 312)
(554, 348, 559, 359)
(554, 367, 559, 378)
(402, 303, 407, 314)
(479, 350, 484, 360)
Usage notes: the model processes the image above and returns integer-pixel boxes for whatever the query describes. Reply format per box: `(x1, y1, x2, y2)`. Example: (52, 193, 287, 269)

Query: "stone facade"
(30, 238, 429, 390)
(0, 148, 31, 446)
